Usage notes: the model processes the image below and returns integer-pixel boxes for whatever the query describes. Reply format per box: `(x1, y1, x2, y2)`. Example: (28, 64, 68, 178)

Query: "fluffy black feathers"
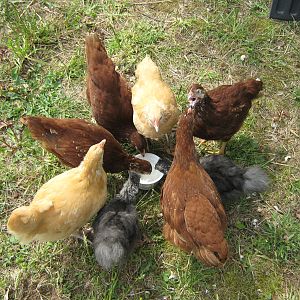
(155, 155, 269, 201)
(154, 157, 172, 175)
(92, 172, 141, 270)
(92, 155, 269, 269)
(199, 155, 269, 201)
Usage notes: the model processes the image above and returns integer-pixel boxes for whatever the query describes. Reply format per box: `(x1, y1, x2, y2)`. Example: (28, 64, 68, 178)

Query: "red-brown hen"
(85, 33, 146, 154)
(188, 78, 263, 154)
(160, 108, 228, 267)
(21, 116, 151, 174)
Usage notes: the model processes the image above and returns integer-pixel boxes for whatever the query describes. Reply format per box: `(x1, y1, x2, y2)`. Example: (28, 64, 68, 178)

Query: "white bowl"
(135, 153, 164, 190)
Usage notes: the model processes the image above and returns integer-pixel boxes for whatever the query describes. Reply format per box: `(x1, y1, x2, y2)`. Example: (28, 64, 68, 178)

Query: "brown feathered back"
(85, 34, 146, 154)
(160, 110, 228, 267)
(21, 116, 151, 174)
(191, 78, 263, 141)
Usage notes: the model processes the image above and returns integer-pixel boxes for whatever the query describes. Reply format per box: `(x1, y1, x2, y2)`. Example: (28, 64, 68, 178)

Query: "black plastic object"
(270, 0, 300, 21)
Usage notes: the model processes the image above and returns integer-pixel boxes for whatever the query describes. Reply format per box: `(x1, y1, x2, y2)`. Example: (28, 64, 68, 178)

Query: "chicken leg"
(219, 141, 228, 155)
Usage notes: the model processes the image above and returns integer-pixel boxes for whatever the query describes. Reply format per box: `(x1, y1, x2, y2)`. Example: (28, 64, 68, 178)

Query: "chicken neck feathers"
(161, 111, 228, 266)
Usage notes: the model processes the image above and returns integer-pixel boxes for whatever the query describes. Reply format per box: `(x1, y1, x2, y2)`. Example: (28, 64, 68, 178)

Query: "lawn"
(0, 0, 300, 299)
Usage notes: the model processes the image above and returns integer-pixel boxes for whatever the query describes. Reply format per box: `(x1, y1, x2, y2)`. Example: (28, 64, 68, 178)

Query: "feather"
(199, 155, 269, 201)
(92, 172, 141, 269)
(155, 155, 269, 202)
(85, 33, 146, 154)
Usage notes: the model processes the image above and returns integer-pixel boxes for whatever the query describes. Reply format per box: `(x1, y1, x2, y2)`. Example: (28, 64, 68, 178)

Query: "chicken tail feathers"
(242, 166, 269, 195)
(194, 241, 228, 267)
(21, 116, 54, 143)
(135, 55, 161, 79)
(163, 223, 228, 267)
(20, 116, 70, 163)
(85, 33, 125, 106)
(93, 219, 141, 270)
(7, 206, 40, 243)
(85, 33, 108, 67)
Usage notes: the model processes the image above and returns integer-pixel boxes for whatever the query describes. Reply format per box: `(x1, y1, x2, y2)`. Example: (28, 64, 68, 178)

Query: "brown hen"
(188, 78, 263, 154)
(21, 116, 151, 174)
(85, 33, 146, 154)
(160, 108, 228, 267)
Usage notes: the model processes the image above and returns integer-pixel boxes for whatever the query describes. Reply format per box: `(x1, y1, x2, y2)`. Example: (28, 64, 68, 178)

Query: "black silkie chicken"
(92, 172, 141, 270)
(155, 155, 269, 202)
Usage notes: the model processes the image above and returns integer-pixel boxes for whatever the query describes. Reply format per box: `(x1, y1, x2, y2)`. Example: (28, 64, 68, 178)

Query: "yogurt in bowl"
(134, 153, 164, 190)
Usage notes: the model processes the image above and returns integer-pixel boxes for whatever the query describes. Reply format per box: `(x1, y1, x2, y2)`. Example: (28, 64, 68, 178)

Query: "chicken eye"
(195, 89, 205, 98)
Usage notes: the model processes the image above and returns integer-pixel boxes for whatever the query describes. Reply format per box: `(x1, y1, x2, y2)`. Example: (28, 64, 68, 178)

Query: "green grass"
(1, 0, 300, 299)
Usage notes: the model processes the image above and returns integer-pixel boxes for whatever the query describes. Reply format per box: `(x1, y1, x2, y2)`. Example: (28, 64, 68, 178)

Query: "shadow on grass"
(226, 133, 270, 166)
(0, 117, 284, 299)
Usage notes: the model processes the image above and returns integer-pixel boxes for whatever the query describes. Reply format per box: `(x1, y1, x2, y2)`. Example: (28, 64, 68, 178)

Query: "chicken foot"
(136, 233, 154, 247)
(195, 138, 207, 148)
(71, 228, 93, 245)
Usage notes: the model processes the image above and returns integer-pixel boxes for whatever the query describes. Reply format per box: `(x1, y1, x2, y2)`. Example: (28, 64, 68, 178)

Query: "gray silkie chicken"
(92, 172, 141, 270)
(155, 155, 269, 201)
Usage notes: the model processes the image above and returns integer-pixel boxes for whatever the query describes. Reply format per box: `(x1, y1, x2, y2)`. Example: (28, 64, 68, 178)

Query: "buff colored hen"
(132, 56, 180, 139)
(7, 140, 107, 243)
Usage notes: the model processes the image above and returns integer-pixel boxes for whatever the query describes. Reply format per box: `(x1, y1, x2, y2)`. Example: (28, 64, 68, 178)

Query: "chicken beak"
(98, 139, 106, 149)
(187, 93, 194, 102)
(153, 119, 159, 133)
(141, 148, 146, 156)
